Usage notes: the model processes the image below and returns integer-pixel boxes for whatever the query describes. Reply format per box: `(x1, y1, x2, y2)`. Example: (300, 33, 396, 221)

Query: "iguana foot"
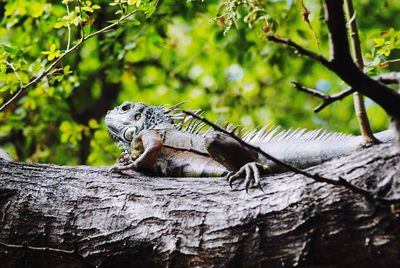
(225, 162, 268, 192)
(109, 162, 137, 173)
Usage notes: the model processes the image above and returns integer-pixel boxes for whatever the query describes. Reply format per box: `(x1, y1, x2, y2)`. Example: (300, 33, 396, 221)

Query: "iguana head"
(105, 101, 179, 149)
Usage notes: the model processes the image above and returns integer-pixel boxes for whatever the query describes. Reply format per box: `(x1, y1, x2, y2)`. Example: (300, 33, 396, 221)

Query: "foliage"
(366, 28, 400, 68)
(0, 0, 398, 165)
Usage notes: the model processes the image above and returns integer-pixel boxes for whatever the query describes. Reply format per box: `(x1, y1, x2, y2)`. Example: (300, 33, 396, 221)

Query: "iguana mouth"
(108, 132, 119, 142)
(107, 125, 123, 142)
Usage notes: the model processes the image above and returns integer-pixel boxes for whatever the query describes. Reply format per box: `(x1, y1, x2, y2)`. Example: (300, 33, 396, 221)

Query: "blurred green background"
(0, 0, 399, 165)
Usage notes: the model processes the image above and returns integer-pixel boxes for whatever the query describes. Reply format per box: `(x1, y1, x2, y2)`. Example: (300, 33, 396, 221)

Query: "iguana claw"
(109, 162, 137, 173)
(225, 162, 267, 192)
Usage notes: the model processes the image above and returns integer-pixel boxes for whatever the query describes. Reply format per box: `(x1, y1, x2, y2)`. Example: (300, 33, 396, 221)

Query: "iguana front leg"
(110, 130, 163, 172)
(205, 132, 269, 191)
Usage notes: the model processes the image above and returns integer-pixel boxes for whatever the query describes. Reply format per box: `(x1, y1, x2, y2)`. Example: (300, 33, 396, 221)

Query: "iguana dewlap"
(105, 101, 394, 188)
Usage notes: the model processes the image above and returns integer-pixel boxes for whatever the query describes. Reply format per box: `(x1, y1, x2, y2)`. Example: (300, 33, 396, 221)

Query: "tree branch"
(375, 72, 400, 85)
(0, 9, 138, 112)
(291, 82, 354, 113)
(344, 0, 376, 143)
(292, 72, 400, 113)
(322, 0, 400, 120)
(323, 0, 353, 63)
(267, 35, 332, 69)
(0, 146, 400, 266)
(268, 0, 400, 121)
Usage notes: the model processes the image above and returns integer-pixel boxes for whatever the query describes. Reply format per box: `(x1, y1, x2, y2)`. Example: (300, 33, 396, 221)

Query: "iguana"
(105, 101, 394, 190)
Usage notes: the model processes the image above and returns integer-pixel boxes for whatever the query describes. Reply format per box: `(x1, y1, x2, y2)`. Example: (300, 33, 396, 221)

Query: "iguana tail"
(244, 128, 395, 172)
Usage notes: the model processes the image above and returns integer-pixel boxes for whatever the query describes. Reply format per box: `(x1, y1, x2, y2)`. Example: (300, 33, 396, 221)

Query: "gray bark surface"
(0, 142, 399, 267)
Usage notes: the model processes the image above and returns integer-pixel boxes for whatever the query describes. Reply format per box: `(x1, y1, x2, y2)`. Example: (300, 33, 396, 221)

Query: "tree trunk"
(0, 143, 399, 268)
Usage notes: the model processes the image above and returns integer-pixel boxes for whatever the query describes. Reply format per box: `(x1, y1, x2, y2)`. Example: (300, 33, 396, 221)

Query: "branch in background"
(292, 72, 400, 113)
(77, 0, 85, 39)
(4, 61, 23, 88)
(323, 0, 353, 63)
(291, 82, 354, 112)
(65, 3, 72, 51)
(268, 0, 400, 122)
(322, 0, 400, 120)
(376, 72, 400, 85)
(344, 0, 377, 143)
(267, 36, 332, 69)
(182, 110, 398, 204)
(0, 241, 95, 268)
(0, 9, 138, 112)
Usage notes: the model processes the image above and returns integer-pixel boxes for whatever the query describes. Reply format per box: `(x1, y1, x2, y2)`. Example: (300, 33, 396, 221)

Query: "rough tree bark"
(0, 142, 399, 268)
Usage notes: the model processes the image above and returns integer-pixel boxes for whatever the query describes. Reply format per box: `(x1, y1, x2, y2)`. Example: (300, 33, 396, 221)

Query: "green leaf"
(0, 64, 6, 74)
(63, 65, 72, 75)
(145, 6, 156, 18)
(54, 21, 67, 29)
(29, 2, 45, 18)
(128, 0, 140, 6)
(84, 25, 91, 36)
(48, 53, 56, 61)
(0, 85, 9, 92)
(373, 38, 385, 46)
(88, 119, 99, 129)
(1, 45, 16, 53)
(130, 19, 141, 26)
(83, 6, 94, 13)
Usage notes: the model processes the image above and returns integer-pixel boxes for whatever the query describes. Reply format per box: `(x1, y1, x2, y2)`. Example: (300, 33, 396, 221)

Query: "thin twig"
(4, 60, 23, 87)
(267, 35, 332, 69)
(0, 241, 95, 268)
(292, 71, 400, 113)
(377, 58, 400, 67)
(48, 67, 64, 76)
(77, 0, 85, 39)
(0, 9, 138, 112)
(65, 3, 72, 51)
(292, 82, 354, 112)
(292, 82, 330, 100)
(182, 110, 397, 204)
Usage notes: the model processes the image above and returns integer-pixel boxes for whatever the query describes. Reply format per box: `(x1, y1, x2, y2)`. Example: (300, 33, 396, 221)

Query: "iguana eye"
(121, 103, 131, 111)
(134, 113, 141, 120)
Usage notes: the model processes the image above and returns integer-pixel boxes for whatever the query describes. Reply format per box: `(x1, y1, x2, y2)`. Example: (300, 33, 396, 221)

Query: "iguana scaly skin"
(105, 101, 394, 188)
(105, 102, 231, 177)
